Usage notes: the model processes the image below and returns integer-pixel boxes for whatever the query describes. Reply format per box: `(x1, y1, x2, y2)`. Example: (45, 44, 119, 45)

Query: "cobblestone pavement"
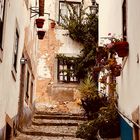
(14, 103, 85, 140)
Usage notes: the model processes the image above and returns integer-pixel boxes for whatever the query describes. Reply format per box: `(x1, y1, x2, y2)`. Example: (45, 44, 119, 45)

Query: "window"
(122, 0, 127, 41)
(25, 71, 30, 103)
(0, 0, 6, 49)
(59, 1, 80, 23)
(13, 29, 19, 72)
(30, 82, 33, 104)
(57, 57, 79, 83)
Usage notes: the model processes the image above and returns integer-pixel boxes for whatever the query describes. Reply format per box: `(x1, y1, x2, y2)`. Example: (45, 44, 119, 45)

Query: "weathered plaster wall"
(36, 18, 82, 103)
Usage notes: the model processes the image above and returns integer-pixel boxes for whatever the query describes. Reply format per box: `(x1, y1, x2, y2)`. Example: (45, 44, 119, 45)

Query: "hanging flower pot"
(110, 64, 122, 77)
(35, 18, 45, 28)
(113, 41, 129, 57)
(50, 21, 56, 28)
(37, 30, 46, 40)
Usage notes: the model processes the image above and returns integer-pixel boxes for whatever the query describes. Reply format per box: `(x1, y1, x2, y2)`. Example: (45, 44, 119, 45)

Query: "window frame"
(0, 0, 6, 62)
(11, 27, 19, 81)
(122, 0, 127, 41)
(59, 1, 81, 24)
(25, 70, 30, 104)
(57, 56, 79, 83)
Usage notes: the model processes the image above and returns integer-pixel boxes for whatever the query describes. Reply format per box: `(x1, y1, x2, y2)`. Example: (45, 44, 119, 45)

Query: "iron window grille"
(57, 57, 79, 83)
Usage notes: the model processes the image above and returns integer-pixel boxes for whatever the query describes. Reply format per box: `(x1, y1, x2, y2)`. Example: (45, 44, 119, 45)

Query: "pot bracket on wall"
(30, 0, 50, 18)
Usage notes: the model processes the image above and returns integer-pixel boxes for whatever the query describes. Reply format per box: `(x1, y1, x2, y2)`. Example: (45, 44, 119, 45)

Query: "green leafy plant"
(60, 1, 98, 80)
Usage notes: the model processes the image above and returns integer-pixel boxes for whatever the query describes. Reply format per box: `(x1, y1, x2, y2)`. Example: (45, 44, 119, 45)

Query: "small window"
(122, 0, 127, 41)
(30, 82, 33, 104)
(57, 56, 79, 83)
(59, 1, 80, 24)
(13, 29, 19, 72)
(0, 0, 6, 49)
(26, 71, 30, 100)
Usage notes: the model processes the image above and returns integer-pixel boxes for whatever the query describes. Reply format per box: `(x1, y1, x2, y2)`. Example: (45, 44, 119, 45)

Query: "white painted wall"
(98, 0, 122, 46)
(118, 0, 140, 119)
(0, 0, 36, 129)
(99, 0, 140, 121)
(56, 29, 82, 56)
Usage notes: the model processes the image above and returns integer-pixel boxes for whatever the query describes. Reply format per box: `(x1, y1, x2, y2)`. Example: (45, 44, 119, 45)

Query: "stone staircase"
(14, 111, 86, 140)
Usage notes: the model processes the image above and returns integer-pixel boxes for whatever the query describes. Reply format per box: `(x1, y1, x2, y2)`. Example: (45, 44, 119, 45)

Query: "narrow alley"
(1, 0, 140, 140)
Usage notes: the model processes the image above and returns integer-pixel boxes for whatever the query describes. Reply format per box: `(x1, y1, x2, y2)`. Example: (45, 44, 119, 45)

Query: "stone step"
(14, 133, 83, 140)
(32, 120, 79, 126)
(22, 125, 77, 137)
(34, 114, 86, 120)
(35, 111, 84, 116)
(32, 118, 84, 126)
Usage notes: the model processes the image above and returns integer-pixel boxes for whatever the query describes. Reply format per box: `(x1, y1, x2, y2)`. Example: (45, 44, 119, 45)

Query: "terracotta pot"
(37, 30, 45, 39)
(51, 21, 56, 28)
(36, 18, 45, 28)
(114, 41, 129, 57)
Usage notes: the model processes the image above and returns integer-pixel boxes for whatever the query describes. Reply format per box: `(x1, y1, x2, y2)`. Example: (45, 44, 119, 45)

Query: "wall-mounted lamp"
(89, 0, 98, 14)
(20, 58, 28, 65)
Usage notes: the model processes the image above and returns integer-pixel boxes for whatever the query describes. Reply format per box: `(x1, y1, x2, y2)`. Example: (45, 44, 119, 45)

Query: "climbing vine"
(60, 1, 98, 80)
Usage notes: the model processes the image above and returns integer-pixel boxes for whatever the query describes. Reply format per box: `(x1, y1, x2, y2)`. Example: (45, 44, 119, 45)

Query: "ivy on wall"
(60, 1, 98, 80)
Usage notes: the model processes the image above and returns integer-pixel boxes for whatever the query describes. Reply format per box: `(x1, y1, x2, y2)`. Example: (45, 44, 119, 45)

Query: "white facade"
(98, 0, 140, 139)
(0, 0, 37, 139)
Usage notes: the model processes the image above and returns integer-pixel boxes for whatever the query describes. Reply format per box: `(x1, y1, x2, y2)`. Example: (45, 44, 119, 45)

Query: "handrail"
(115, 105, 140, 129)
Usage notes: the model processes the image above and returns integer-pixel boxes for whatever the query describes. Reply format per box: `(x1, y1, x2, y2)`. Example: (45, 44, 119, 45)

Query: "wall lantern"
(89, 0, 98, 15)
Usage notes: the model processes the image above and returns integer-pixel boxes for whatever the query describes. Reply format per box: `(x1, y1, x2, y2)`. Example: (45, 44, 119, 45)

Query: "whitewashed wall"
(98, 0, 122, 46)
(98, 0, 140, 121)
(0, 0, 35, 129)
(117, 0, 140, 119)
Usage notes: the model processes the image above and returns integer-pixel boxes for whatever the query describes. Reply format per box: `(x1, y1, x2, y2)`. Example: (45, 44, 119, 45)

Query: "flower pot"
(37, 30, 45, 40)
(114, 41, 129, 57)
(36, 18, 45, 28)
(51, 21, 56, 28)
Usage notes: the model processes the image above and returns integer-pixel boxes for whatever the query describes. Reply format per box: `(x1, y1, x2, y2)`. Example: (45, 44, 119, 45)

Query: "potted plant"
(37, 30, 46, 39)
(114, 41, 129, 57)
(105, 34, 129, 57)
(35, 18, 45, 28)
(50, 21, 56, 28)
